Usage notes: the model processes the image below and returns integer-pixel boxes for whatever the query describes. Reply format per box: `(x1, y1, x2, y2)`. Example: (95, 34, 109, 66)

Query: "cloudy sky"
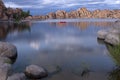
(3, 0, 120, 15)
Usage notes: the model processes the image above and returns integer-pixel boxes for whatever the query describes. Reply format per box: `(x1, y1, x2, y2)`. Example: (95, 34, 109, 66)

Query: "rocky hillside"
(26, 7, 120, 20)
(0, 0, 29, 21)
(0, 0, 6, 20)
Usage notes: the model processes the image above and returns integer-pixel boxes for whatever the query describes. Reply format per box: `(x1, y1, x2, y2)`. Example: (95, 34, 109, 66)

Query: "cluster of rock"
(0, 42, 17, 80)
(0, 42, 48, 80)
(8, 65, 48, 80)
(26, 7, 120, 20)
(97, 20, 120, 45)
(0, 0, 23, 20)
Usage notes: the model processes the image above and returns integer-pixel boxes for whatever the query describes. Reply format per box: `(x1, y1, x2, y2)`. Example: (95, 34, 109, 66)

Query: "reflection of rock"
(25, 65, 48, 79)
(74, 22, 90, 30)
(50, 21, 113, 30)
(0, 21, 31, 40)
(97, 39, 105, 45)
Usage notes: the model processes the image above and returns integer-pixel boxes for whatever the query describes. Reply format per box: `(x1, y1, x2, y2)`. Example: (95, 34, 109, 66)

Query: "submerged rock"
(25, 65, 48, 79)
(7, 73, 26, 80)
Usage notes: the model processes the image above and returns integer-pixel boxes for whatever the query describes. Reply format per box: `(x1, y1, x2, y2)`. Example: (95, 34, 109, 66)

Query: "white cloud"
(104, 0, 120, 4)
(5, 2, 31, 8)
(4, 2, 44, 8)
(4, 0, 120, 9)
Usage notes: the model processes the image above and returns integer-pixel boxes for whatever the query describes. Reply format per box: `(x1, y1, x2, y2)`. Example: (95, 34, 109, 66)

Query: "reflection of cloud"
(30, 41, 40, 50)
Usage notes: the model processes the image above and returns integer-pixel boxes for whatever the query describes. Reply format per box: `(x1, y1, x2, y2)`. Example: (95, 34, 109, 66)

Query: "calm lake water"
(0, 19, 119, 80)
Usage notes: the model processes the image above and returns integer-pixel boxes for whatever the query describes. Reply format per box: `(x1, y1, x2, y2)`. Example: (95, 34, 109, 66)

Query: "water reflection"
(49, 21, 113, 30)
(0, 20, 117, 80)
(0, 22, 31, 40)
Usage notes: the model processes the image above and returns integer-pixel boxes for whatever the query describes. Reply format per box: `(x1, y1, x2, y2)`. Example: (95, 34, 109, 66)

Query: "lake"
(0, 19, 119, 80)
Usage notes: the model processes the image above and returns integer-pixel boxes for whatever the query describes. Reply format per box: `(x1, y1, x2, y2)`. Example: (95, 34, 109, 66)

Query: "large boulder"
(25, 65, 48, 79)
(77, 7, 92, 18)
(105, 33, 120, 45)
(55, 10, 66, 19)
(7, 73, 26, 80)
(92, 9, 112, 18)
(48, 12, 56, 19)
(111, 9, 120, 18)
(0, 57, 12, 64)
(0, 42, 17, 60)
(97, 30, 108, 39)
(97, 20, 120, 45)
(67, 11, 79, 18)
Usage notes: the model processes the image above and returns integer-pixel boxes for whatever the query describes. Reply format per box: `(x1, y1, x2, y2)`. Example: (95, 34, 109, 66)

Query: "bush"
(13, 10, 30, 22)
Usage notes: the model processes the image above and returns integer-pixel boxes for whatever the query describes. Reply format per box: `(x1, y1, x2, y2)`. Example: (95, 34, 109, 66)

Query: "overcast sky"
(3, 0, 120, 9)
(3, 0, 120, 15)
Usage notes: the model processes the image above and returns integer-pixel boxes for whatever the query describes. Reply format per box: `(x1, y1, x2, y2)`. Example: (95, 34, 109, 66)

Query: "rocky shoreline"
(0, 0, 30, 21)
(0, 0, 120, 21)
(0, 42, 48, 80)
(97, 20, 120, 45)
(25, 8, 120, 20)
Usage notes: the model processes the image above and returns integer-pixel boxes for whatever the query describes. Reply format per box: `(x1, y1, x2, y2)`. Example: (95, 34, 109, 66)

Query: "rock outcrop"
(0, 0, 7, 20)
(0, 42, 17, 80)
(0, 42, 17, 60)
(26, 7, 120, 20)
(97, 20, 120, 45)
(0, 0, 29, 21)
